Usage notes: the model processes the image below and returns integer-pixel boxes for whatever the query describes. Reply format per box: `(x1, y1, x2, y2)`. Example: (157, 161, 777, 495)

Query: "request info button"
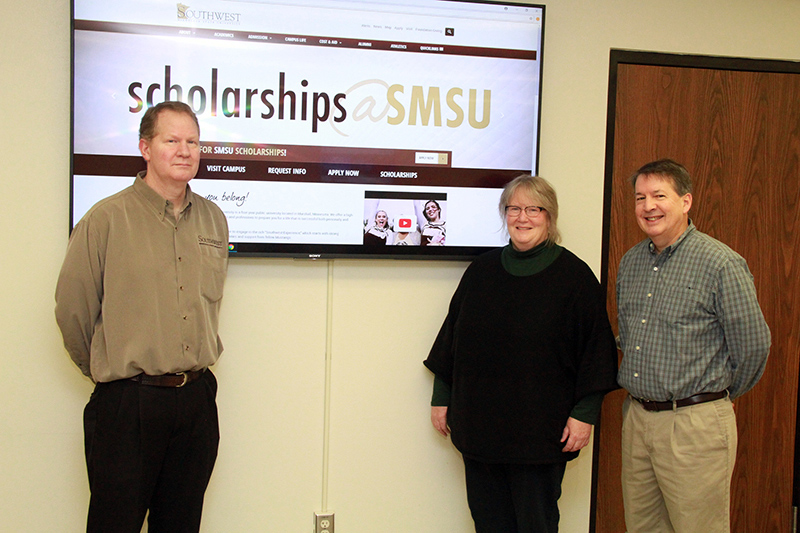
(415, 152, 449, 165)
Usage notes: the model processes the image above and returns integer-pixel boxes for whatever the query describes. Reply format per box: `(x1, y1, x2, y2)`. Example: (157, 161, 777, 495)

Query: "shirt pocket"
(200, 251, 227, 302)
(659, 283, 715, 327)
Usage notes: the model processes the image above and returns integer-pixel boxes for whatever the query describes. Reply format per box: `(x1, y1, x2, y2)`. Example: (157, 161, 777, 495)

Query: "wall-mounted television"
(71, 0, 545, 259)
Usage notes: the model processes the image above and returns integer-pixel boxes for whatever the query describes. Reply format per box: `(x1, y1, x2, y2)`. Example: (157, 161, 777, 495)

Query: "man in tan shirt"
(56, 101, 228, 533)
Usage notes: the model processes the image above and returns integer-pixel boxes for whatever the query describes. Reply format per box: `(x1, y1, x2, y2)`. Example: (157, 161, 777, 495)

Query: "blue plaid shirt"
(617, 222, 770, 401)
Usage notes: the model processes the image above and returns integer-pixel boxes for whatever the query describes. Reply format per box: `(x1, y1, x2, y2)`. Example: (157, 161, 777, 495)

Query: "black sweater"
(424, 246, 618, 464)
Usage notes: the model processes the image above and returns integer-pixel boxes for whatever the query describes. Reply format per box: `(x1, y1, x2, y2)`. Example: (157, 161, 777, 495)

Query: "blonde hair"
(498, 174, 561, 245)
(139, 101, 199, 141)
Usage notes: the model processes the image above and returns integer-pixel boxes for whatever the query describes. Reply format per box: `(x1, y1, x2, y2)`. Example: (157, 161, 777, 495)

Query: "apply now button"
(415, 152, 449, 165)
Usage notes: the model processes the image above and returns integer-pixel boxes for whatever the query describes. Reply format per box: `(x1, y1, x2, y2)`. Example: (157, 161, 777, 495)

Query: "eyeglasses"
(505, 205, 545, 218)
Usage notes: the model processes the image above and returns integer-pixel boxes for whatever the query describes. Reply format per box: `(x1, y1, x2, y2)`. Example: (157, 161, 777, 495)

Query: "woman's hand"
(561, 417, 592, 452)
(431, 406, 450, 437)
(429, 234, 445, 245)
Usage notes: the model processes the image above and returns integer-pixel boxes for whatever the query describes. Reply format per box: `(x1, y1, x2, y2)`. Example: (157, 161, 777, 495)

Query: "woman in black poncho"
(424, 174, 618, 533)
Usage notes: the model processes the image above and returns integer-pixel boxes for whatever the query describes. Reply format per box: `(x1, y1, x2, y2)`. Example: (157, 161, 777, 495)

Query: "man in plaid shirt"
(616, 159, 770, 533)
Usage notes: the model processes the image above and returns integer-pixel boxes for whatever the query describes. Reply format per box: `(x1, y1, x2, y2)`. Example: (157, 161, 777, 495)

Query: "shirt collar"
(133, 171, 193, 220)
(506, 239, 550, 259)
(648, 219, 696, 256)
(501, 240, 563, 276)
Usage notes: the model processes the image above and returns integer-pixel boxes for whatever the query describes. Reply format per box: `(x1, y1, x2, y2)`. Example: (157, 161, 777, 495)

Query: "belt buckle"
(636, 397, 660, 411)
(176, 371, 188, 387)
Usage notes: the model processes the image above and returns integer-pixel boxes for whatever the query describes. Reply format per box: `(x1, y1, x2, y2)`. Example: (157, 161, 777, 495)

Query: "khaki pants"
(621, 395, 737, 533)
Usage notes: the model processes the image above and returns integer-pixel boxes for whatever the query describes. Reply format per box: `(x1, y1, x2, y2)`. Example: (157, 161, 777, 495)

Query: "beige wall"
(2, 1, 799, 531)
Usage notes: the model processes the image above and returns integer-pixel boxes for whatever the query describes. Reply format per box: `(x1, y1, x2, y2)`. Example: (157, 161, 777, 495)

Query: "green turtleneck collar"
(500, 240, 563, 276)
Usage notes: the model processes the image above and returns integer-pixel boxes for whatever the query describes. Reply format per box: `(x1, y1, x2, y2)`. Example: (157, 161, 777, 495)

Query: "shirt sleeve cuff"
(569, 391, 606, 425)
(431, 374, 451, 406)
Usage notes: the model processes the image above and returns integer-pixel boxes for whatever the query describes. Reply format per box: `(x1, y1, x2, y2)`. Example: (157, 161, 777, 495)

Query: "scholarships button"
(415, 152, 448, 165)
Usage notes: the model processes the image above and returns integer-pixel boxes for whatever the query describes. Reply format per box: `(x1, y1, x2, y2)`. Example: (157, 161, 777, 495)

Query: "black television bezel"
(69, 0, 546, 261)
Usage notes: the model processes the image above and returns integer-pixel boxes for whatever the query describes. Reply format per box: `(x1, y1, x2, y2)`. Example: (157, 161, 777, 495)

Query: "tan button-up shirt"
(56, 173, 229, 382)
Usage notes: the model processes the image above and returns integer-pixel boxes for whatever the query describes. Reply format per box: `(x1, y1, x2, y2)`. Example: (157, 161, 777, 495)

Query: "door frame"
(591, 48, 800, 532)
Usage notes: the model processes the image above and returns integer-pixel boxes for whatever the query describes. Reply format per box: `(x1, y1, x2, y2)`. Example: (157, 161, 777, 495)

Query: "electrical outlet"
(314, 511, 334, 533)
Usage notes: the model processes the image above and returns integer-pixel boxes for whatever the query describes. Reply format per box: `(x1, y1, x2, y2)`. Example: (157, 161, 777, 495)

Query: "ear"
(139, 138, 151, 162)
(682, 192, 693, 214)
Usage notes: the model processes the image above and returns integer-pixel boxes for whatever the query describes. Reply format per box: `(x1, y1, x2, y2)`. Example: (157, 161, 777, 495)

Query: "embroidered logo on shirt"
(198, 235, 226, 249)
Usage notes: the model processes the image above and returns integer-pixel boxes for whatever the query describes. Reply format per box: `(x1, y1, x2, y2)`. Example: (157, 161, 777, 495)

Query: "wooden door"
(592, 51, 800, 532)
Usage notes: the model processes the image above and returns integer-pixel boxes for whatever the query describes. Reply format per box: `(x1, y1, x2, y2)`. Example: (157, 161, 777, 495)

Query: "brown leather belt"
(633, 390, 727, 412)
(130, 369, 205, 388)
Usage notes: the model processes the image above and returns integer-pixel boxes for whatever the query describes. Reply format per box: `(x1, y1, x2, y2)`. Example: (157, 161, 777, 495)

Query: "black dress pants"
(83, 370, 220, 533)
(464, 457, 567, 533)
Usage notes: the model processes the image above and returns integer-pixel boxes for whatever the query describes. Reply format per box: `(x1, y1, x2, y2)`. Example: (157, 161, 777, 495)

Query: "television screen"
(71, 0, 545, 259)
